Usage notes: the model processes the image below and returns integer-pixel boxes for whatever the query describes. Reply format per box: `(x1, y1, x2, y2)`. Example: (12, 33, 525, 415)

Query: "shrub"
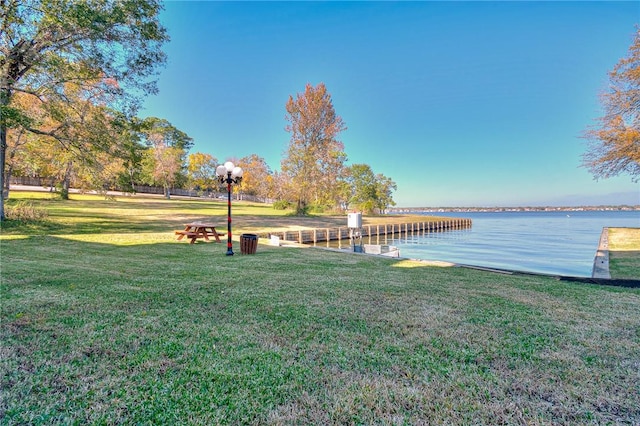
(307, 203, 326, 214)
(273, 200, 292, 210)
(5, 201, 48, 221)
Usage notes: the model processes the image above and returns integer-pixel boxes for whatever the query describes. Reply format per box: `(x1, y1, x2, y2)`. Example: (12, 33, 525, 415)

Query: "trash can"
(240, 233, 259, 255)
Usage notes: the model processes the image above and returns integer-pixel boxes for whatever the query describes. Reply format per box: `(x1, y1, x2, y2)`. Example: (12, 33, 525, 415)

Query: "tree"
(112, 114, 147, 193)
(238, 154, 271, 201)
(74, 150, 127, 195)
(139, 118, 192, 199)
(39, 82, 122, 198)
(346, 164, 397, 214)
(3, 91, 38, 196)
(582, 29, 640, 181)
(373, 173, 397, 212)
(4, 87, 81, 198)
(139, 117, 193, 152)
(347, 164, 378, 213)
(141, 140, 183, 199)
(12, 129, 71, 191)
(281, 83, 347, 214)
(1, 0, 168, 219)
(187, 152, 218, 194)
(267, 170, 290, 205)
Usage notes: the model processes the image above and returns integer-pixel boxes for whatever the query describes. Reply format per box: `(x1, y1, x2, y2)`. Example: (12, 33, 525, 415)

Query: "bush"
(307, 203, 326, 214)
(273, 200, 292, 210)
(5, 201, 48, 221)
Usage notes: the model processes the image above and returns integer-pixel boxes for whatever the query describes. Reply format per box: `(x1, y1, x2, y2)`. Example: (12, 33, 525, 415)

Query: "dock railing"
(265, 218, 472, 246)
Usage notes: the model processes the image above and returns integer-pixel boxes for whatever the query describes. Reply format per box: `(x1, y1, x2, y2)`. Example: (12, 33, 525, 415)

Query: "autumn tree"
(40, 83, 122, 198)
(582, 28, 640, 181)
(0, 0, 168, 219)
(74, 150, 127, 195)
(3, 91, 38, 197)
(3, 127, 27, 194)
(346, 164, 397, 214)
(112, 115, 148, 193)
(11, 129, 74, 192)
(187, 152, 218, 194)
(266, 170, 290, 205)
(141, 141, 182, 199)
(3, 86, 90, 199)
(139, 118, 192, 199)
(238, 154, 271, 201)
(281, 83, 347, 214)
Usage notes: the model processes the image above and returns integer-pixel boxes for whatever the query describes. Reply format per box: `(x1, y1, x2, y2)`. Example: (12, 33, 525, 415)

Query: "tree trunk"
(296, 199, 307, 216)
(164, 185, 170, 199)
(4, 163, 12, 201)
(129, 169, 136, 194)
(0, 124, 7, 221)
(0, 88, 9, 221)
(61, 161, 73, 200)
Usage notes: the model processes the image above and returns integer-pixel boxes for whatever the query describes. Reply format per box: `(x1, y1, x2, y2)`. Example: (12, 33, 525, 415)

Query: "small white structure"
(348, 212, 363, 252)
(347, 212, 362, 228)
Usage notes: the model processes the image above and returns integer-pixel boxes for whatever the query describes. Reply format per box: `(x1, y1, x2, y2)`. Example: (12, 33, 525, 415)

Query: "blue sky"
(141, 1, 640, 207)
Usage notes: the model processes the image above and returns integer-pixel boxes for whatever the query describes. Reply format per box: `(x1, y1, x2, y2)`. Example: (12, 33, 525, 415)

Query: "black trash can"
(240, 234, 259, 255)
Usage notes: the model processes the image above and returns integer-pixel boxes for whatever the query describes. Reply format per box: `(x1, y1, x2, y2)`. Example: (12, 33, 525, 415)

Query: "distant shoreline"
(388, 206, 639, 213)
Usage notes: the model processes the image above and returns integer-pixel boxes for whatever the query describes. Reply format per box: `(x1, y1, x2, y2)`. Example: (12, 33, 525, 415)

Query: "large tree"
(3, 91, 42, 196)
(281, 83, 347, 214)
(141, 139, 182, 199)
(0, 0, 168, 219)
(139, 117, 192, 199)
(346, 163, 397, 214)
(373, 173, 397, 213)
(582, 29, 640, 182)
(238, 154, 271, 201)
(187, 152, 218, 194)
(112, 114, 147, 193)
(44, 82, 122, 198)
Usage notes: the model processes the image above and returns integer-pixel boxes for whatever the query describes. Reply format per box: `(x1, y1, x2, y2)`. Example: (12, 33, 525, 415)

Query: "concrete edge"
(298, 237, 640, 288)
(592, 227, 611, 279)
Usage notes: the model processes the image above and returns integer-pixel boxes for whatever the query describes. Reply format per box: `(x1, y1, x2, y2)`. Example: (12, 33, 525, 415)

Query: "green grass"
(608, 228, 640, 280)
(2, 193, 640, 424)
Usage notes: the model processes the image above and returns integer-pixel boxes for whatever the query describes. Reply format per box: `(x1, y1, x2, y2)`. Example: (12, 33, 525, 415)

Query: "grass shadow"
(609, 249, 640, 280)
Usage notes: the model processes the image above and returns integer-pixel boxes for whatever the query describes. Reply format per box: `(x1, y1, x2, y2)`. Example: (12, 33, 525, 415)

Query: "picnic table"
(175, 223, 225, 244)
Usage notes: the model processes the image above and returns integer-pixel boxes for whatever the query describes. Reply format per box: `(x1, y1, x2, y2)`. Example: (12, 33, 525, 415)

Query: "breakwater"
(266, 218, 472, 245)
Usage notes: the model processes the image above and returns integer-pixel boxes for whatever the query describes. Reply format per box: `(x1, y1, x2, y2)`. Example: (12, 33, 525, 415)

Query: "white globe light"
(224, 161, 235, 172)
(232, 167, 243, 178)
(216, 165, 227, 177)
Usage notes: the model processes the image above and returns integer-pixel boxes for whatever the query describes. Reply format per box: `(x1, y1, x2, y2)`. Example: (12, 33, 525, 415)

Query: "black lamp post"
(216, 161, 243, 256)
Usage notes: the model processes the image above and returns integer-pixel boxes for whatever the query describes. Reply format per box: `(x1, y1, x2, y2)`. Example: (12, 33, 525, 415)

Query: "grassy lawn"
(608, 227, 640, 280)
(1, 193, 639, 424)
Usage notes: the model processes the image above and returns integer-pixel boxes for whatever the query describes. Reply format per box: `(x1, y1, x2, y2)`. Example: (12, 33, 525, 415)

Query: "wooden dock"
(265, 218, 472, 245)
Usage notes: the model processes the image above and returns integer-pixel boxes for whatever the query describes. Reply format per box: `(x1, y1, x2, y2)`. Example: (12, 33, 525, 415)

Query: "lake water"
(387, 210, 639, 277)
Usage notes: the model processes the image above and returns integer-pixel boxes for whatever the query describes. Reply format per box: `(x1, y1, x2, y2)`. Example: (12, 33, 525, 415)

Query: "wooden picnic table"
(175, 223, 225, 244)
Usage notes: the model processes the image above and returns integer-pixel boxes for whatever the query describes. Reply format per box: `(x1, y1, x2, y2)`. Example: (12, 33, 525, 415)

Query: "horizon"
(389, 204, 639, 211)
(141, 1, 640, 208)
